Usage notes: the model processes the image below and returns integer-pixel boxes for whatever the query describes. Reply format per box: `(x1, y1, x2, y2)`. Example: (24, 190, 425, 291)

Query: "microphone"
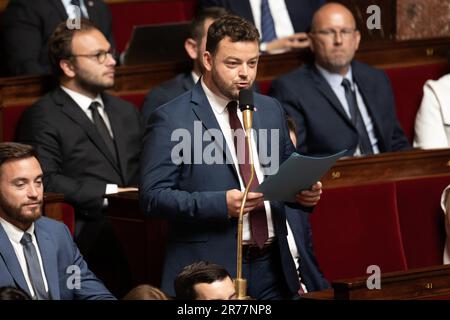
(238, 89, 254, 131)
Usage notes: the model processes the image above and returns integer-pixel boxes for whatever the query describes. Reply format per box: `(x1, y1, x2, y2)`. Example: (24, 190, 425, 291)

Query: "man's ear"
(203, 51, 213, 72)
(59, 59, 76, 78)
(184, 38, 198, 60)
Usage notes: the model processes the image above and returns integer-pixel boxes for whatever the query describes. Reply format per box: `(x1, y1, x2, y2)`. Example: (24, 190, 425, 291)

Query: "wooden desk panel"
(322, 149, 450, 189)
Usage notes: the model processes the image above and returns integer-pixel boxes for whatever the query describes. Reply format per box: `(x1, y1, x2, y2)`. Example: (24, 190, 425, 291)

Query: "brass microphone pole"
(234, 89, 255, 300)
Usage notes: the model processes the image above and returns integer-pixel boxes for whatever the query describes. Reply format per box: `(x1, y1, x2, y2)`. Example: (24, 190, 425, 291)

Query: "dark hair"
(48, 19, 97, 77)
(123, 284, 171, 300)
(174, 261, 232, 300)
(206, 14, 260, 55)
(190, 7, 229, 42)
(0, 142, 37, 168)
(0, 286, 31, 300)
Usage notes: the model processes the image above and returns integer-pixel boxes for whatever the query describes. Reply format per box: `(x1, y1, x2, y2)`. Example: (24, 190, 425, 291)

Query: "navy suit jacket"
(199, 0, 325, 33)
(141, 72, 195, 123)
(285, 207, 329, 292)
(0, 217, 115, 300)
(140, 81, 305, 296)
(270, 61, 411, 156)
(2, 0, 115, 76)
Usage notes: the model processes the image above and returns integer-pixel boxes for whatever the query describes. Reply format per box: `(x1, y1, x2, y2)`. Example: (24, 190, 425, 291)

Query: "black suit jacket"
(18, 87, 142, 217)
(141, 72, 195, 123)
(199, 0, 325, 33)
(2, 0, 115, 76)
(270, 61, 411, 156)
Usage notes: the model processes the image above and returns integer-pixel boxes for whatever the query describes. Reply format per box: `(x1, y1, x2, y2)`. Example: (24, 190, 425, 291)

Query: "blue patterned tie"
(261, 0, 277, 43)
(20, 232, 49, 300)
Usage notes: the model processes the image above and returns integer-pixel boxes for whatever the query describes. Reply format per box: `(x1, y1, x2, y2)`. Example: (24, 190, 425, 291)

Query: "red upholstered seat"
(118, 92, 146, 111)
(395, 175, 450, 268)
(384, 62, 449, 143)
(2, 104, 29, 142)
(108, 0, 197, 52)
(310, 182, 408, 281)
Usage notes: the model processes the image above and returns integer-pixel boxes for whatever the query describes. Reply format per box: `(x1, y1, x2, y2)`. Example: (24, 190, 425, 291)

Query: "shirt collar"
(316, 64, 354, 90)
(60, 85, 104, 113)
(0, 216, 35, 245)
(191, 71, 200, 85)
(201, 77, 232, 115)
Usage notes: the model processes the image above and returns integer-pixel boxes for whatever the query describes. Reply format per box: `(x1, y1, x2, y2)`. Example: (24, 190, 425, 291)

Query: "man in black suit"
(199, 0, 325, 53)
(2, 0, 114, 76)
(17, 20, 142, 296)
(270, 2, 410, 157)
(141, 6, 228, 122)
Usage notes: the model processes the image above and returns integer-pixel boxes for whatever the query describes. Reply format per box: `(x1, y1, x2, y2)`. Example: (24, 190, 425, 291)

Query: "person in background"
(0, 142, 115, 300)
(2, 0, 115, 76)
(174, 261, 236, 300)
(123, 284, 171, 300)
(0, 286, 31, 300)
(413, 72, 450, 149)
(440, 186, 450, 264)
(270, 2, 410, 157)
(198, 0, 325, 53)
(141, 6, 228, 122)
(17, 20, 142, 297)
(284, 116, 329, 296)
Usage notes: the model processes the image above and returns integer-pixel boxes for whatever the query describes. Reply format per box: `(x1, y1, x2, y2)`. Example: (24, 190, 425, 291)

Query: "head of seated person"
(174, 261, 236, 300)
(0, 286, 31, 300)
(308, 2, 360, 76)
(122, 284, 170, 300)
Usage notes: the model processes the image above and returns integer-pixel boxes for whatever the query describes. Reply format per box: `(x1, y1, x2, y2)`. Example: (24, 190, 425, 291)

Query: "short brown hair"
(48, 19, 97, 77)
(174, 261, 232, 300)
(206, 14, 260, 55)
(0, 142, 37, 168)
(123, 284, 170, 300)
(190, 7, 229, 42)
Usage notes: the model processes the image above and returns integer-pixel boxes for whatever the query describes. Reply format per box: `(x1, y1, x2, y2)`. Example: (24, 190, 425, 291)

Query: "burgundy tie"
(227, 101, 268, 249)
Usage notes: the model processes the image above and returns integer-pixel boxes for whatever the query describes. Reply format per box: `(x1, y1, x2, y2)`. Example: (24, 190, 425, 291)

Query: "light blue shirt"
(316, 64, 380, 155)
(61, 0, 89, 19)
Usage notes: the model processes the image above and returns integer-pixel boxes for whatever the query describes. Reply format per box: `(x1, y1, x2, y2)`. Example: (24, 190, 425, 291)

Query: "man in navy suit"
(141, 7, 228, 122)
(0, 142, 115, 300)
(199, 0, 325, 53)
(270, 3, 410, 157)
(2, 0, 115, 76)
(140, 14, 322, 299)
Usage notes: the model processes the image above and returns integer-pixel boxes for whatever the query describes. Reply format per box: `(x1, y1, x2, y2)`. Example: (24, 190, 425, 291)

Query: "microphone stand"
(234, 106, 254, 300)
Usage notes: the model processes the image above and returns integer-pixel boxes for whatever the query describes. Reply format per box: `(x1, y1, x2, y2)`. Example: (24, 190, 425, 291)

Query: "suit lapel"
(85, 0, 98, 22)
(309, 65, 354, 128)
(34, 221, 60, 300)
(0, 224, 32, 297)
(53, 88, 122, 176)
(190, 82, 240, 182)
(236, 1, 255, 25)
(102, 94, 126, 183)
(352, 66, 386, 149)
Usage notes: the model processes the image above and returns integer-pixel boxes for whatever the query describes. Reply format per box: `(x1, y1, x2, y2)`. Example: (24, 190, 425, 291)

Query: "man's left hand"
(295, 181, 322, 207)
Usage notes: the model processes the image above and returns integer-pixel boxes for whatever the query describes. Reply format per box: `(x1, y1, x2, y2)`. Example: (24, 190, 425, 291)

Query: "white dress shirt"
(61, 0, 89, 19)
(201, 79, 275, 242)
(60, 86, 118, 196)
(249, 0, 295, 40)
(316, 64, 380, 156)
(0, 217, 49, 298)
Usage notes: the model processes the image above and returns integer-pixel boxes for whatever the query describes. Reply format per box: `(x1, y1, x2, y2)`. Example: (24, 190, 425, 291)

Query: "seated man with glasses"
(270, 2, 410, 157)
(17, 19, 143, 297)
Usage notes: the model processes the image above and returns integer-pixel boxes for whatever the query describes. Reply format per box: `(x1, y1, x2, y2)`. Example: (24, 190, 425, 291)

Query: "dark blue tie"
(261, 0, 277, 43)
(71, 0, 86, 18)
(341, 78, 374, 155)
(20, 232, 49, 300)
